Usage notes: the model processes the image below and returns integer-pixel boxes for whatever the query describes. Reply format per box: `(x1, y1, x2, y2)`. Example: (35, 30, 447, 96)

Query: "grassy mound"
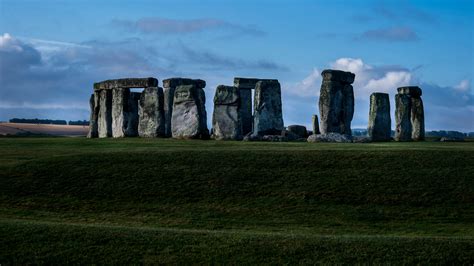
(1, 138, 473, 263)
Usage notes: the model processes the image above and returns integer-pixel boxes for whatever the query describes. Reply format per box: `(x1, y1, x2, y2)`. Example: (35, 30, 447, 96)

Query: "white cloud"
(454, 79, 470, 92)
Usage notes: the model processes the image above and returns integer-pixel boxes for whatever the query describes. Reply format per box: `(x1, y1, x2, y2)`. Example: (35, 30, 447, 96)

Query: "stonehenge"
(318, 69, 355, 136)
(212, 85, 242, 140)
(171, 84, 209, 139)
(368, 93, 391, 141)
(87, 74, 426, 143)
(395, 86, 425, 141)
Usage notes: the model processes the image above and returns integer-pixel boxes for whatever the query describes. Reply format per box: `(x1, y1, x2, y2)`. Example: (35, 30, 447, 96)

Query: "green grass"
(1, 138, 473, 263)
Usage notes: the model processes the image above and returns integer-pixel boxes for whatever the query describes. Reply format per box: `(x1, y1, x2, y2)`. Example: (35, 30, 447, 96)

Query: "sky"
(0, 0, 473, 131)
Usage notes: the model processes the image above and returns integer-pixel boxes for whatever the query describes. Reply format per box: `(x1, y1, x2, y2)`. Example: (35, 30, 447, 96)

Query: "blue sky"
(0, 0, 473, 131)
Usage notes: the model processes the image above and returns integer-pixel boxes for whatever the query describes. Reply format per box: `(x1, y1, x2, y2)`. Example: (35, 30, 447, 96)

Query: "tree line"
(9, 118, 89, 126)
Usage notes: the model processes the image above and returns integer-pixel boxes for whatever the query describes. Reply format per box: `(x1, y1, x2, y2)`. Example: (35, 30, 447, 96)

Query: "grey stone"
(87, 92, 100, 138)
(395, 94, 412, 141)
(312, 115, 320, 135)
(368, 93, 391, 141)
(252, 80, 284, 136)
(281, 129, 300, 141)
(411, 97, 425, 141)
(94, 77, 158, 90)
(163, 78, 206, 137)
(111, 88, 141, 138)
(318, 69, 355, 136)
(287, 125, 308, 138)
(138, 87, 165, 138)
(321, 69, 355, 84)
(234, 77, 279, 135)
(440, 137, 464, 142)
(212, 85, 242, 140)
(234, 77, 259, 135)
(97, 89, 112, 138)
(397, 86, 422, 97)
(307, 133, 353, 143)
(171, 84, 209, 139)
(262, 135, 288, 142)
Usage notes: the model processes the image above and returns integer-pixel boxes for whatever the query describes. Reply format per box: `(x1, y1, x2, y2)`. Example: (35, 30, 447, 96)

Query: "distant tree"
(68, 120, 89, 126)
(9, 118, 67, 125)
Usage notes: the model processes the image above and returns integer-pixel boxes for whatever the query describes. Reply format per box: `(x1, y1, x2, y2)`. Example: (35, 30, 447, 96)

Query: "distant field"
(0, 138, 473, 263)
(0, 122, 88, 136)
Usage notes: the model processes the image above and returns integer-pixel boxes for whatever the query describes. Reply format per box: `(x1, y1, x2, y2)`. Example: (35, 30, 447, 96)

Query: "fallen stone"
(138, 87, 165, 137)
(212, 85, 242, 140)
(440, 137, 464, 142)
(98, 89, 112, 138)
(94, 77, 158, 90)
(368, 92, 391, 141)
(307, 133, 353, 143)
(287, 125, 308, 138)
(253, 80, 284, 136)
(262, 135, 288, 142)
(171, 84, 209, 139)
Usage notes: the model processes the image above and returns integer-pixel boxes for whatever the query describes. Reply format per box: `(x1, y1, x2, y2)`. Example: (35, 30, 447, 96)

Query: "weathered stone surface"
(307, 133, 352, 143)
(163, 78, 206, 137)
(94, 77, 158, 90)
(287, 125, 308, 138)
(234, 77, 259, 135)
(171, 85, 209, 139)
(395, 94, 412, 141)
(395, 86, 425, 141)
(368, 93, 391, 141)
(128, 92, 141, 136)
(312, 115, 320, 135)
(138, 87, 165, 137)
(252, 80, 284, 136)
(111, 88, 140, 137)
(321, 69, 355, 84)
(212, 85, 242, 140)
(318, 70, 355, 136)
(397, 86, 422, 97)
(411, 97, 425, 141)
(87, 92, 100, 138)
(262, 135, 288, 142)
(98, 89, 112, 138)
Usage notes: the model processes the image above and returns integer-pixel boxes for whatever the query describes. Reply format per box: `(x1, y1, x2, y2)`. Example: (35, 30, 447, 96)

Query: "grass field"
(1, 138, 473, 264)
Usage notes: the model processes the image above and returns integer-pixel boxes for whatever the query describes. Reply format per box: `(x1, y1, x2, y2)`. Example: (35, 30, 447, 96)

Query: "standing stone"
(127, 92, 141, 137)
(171, 84, 209, 139)
(253, 80, 284, 136)
(138, 87, 165, 137)
(163, 78, 206, 137)
(111, 88, 141, 138)
(234, 78, 259, 136)
(98, 89, 112, 138)
(411, 96, 425, 141)
(395, 94, 412, 141)
(318, 70, 355, 136)
(312, 114, 320, 135)
(87, 92, 100, 138)
(111, 88, 130, 138)
(368, 93, 391, 141)
(395, 86, 424, 141)
(212, 85, 242, 140)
